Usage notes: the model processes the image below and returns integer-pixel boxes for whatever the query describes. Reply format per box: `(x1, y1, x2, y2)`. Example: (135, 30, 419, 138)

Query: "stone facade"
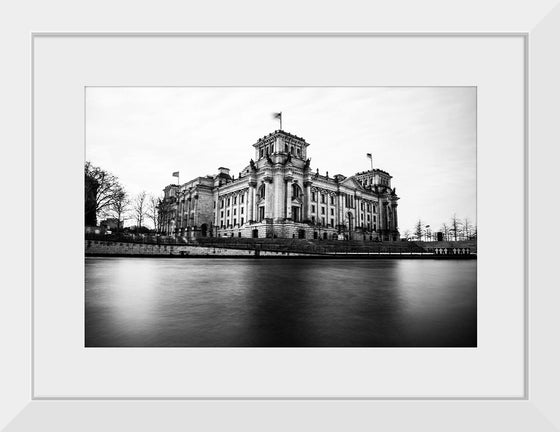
(159, 130, 400, 241)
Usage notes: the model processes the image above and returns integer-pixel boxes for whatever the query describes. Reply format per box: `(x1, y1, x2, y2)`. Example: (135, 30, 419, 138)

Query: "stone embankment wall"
(85, 240, 313, 257)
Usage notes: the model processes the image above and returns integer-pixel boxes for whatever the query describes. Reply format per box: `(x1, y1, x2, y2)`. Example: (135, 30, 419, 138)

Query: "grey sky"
(86, 87, 476, 232)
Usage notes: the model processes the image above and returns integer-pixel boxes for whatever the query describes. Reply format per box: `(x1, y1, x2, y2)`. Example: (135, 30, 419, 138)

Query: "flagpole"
(279, 112, 282, 130)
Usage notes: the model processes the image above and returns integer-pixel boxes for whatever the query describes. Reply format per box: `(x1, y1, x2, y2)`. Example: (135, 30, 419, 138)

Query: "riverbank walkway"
(85, 233, 476, 257)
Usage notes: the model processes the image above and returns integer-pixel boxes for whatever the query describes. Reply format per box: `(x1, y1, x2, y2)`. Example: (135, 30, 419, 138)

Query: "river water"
(85, 257, 476, 347)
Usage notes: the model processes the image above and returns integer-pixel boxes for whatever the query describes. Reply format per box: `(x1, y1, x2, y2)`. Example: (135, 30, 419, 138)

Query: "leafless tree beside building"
(110, 185, 130, 231)
(133, 191, 148, 229)
(84, 161, 122, 223)
(147, 194, 162, 233)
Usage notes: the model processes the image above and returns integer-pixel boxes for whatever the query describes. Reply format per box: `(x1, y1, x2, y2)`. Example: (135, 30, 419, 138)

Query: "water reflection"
(85, 257, 476, 347)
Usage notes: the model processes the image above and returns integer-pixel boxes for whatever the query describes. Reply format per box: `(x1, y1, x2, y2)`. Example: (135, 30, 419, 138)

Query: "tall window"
(259, 185, 265, 199)
(292, 183, 302, 198)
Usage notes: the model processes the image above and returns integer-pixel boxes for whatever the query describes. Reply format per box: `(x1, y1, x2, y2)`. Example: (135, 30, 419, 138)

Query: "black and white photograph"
(84, 87, 477, 347)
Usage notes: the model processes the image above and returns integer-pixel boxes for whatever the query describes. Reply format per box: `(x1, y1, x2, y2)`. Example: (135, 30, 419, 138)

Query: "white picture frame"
(3, 1, 559, 429)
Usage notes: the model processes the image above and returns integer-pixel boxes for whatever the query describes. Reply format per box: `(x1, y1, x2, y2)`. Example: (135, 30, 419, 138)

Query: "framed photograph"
(84, 85, 477, 349)
(3, 2, 559, 429)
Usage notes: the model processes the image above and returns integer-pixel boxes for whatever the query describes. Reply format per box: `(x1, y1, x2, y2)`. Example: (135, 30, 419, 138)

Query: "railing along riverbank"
(85, 233, 476, 258)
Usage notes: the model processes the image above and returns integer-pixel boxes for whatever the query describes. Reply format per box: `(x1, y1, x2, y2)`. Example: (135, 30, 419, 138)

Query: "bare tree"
(440, 223, 451, 241)
(450, 214, 462, 241)
(414, 219, 424, 241)
(402, 229, 412, 241)
(147, 194, 162, 232)
(132, 191, 148, 229)
(110, 185, 130, 231)
(463, 217, 473, 240)
(85, 161, 121, 222)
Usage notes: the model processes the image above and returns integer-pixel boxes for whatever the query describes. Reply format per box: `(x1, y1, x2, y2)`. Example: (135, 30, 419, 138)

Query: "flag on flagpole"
(272, 112, 282, 130)
(366, 153, 373, 170)
(172, 171, 179, 177)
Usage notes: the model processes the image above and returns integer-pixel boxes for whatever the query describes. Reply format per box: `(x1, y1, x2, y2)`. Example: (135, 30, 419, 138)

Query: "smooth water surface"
(85, 257, 476, 347)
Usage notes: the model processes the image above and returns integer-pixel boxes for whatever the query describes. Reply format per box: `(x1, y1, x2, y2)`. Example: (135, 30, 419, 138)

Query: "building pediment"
(340, 176, 365, 191)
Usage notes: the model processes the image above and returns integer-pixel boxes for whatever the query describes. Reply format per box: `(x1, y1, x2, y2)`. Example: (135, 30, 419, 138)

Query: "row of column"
(215, 180, 398, 232)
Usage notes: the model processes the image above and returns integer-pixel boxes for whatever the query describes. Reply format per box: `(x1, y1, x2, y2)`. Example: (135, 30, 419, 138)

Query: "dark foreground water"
(85, 257, 476, 347)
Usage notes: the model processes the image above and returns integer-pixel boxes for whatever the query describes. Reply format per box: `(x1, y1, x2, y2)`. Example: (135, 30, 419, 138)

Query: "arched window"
(291, 183, 302, 198)
(285, 144, 288, 152)
(258, 184, 266, 199)
(291, 146, 294, 155)
(347, 212, 354, 231)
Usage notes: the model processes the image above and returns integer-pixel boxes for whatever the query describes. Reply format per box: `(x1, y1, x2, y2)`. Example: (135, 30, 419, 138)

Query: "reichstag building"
(159, 130, 400, 241)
